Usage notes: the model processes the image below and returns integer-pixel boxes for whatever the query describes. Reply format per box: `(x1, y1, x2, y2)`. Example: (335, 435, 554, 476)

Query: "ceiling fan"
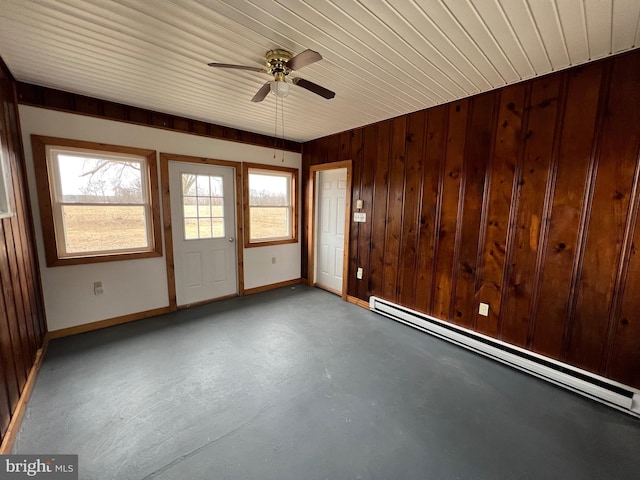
(208, 49, 336, 103)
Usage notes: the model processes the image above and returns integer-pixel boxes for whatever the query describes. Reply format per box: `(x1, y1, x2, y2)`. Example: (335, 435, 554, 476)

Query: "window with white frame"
(31, 136, 162, 266)
(243, 163, 297, 247)
(0, 150, 12, 218)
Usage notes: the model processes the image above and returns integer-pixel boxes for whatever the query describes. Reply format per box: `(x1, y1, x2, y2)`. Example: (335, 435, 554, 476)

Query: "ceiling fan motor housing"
(266, 49, 293, 79)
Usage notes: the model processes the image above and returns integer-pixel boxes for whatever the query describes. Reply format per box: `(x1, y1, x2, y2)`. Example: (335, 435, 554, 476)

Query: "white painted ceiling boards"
(0, 0, 638, 142)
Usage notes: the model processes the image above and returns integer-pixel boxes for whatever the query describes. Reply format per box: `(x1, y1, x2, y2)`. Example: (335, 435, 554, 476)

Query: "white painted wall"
(19, 106, 301, 332)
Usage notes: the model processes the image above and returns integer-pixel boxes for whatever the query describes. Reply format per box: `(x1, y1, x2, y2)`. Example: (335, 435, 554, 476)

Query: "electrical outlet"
(94, 281, 104, 296)
(478, 303, 489, 316)
(272, 257, 276, 264)
(356, 267, 363, 279)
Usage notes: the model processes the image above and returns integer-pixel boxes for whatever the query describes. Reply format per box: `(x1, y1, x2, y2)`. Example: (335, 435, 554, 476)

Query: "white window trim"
(0, 149, 13, 219)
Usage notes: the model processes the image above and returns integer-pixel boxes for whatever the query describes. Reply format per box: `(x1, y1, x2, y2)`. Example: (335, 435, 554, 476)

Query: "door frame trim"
(160, 153, 244, 310)
(307, 160, 352, 300)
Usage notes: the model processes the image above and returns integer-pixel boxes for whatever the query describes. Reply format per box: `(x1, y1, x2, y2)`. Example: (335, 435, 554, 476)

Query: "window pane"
(249, 173, 288, 206)
(182, 174, 196, 195)
(198, 218, 212, 238)
(196, 175, 210, 195)
(197, 205, 212, 217)
(0, 151, 10, 216)
(184, 218, 198, 240)
(210, 176, 223, 197)
(250, 207, 290, 239)
(212, 218, 224, 237)
(212, 197, 223, 217)
(62, 205, 147, 253)
(57, 154, 143, 203)
(183, 197, 197, 218)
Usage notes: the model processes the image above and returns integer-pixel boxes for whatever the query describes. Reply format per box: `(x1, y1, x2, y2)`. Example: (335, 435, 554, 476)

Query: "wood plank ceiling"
(0, 0, 638, 142)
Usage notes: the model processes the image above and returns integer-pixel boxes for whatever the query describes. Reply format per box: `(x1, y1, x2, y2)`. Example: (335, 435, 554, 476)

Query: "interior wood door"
(315, 168, 347, 295)
(169, 161, 237, 306)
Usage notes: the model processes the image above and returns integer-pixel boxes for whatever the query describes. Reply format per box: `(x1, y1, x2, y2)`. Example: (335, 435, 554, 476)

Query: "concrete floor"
(14, 285, 640, 479)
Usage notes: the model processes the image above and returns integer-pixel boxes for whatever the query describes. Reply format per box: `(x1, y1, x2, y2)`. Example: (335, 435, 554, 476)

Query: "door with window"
(315, 168, 347, 295)
(169, 161, 237, 306)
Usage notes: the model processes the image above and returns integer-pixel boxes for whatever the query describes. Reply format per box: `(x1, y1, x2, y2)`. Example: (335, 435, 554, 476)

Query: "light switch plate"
(356, 199, 363, 209)
(479, 303, 489, 316)
(356, 267, 363, 279)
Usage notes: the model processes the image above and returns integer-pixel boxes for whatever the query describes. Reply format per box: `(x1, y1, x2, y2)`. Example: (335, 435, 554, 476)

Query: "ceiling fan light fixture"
(270, 80, 290, 98)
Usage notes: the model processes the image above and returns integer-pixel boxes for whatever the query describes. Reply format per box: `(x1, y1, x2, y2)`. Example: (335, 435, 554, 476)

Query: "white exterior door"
(315, 168, 347, 295)
(169, 161, 237, 306)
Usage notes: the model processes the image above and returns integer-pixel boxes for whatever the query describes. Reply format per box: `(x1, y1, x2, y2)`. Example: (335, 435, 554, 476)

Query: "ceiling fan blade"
(292, 77, 335, 99)
(286, 49, 322, 71)
(208, 63, 267, 73)
(251, 82, 271, 102)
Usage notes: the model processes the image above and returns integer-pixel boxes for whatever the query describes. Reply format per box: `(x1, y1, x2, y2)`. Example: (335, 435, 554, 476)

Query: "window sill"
(244, 237, 298, 248)
(45, 249, 162, 267)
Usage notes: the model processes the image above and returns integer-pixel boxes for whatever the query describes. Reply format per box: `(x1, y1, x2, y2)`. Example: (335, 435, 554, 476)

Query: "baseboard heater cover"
(369, 296, 640, 418)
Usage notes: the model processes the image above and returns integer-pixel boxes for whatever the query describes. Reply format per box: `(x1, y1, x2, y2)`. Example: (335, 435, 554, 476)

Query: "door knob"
(229, 237, 235, 242)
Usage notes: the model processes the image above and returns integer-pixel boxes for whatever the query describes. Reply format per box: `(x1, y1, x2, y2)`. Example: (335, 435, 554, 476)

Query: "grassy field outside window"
(243, 163, 298, 248)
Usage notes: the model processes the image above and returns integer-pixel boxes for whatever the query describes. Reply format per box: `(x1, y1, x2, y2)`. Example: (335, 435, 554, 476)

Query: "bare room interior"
(0, 1, 639, 478)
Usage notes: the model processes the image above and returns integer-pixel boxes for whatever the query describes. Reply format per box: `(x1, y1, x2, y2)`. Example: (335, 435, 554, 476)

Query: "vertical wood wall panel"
(369, 121, 391, 298)
(530, 63, 603, 360)
(609, 215, 640, 386)
(347, 129, 363, 298)
(476, 84, 526, 337)
(302, 49, 640, 389)
(358, 125, 377, 300)
(433, 101, 468, 320)
(0, 59, 46, 445)
(382, 117, 407, 302)
(398, 112, 425, 309)
(0, 224, 28, 383)
(452, 93, 495, 329)
(415, 106, 447, 314)
(501, 76, 561, 347)
(0, 285, 20, 417)
(0, 352, 11, 436)
(568, 54, 640, 372)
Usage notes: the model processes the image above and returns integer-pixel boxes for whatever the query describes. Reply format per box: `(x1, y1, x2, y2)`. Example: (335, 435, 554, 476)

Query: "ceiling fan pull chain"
(273, 93, 279, 160)
(281, 96, 285, 163)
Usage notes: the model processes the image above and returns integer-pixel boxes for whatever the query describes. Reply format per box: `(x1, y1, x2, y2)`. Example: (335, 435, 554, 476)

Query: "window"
(181, 173, 225, 240)
(243, 163, 297, 247)
(0, 150, 12, 219)
(31, 136, 162, 266)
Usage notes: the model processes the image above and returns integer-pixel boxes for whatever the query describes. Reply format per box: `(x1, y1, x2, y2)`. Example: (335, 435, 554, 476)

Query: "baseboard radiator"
(369, 296, 640, 418)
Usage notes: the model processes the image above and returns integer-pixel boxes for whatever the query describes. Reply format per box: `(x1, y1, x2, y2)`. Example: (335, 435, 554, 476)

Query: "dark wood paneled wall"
(303, 49, 640, 389)
(16, 82, 301, 153)
(0, 62, 46, 444)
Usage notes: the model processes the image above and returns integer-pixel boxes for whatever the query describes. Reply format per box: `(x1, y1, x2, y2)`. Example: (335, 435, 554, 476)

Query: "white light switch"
(353, 212, 366, 223)
(356, 199, 363, 209)
(356, 267, 363, 279)
(478, 303, 489, 316)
